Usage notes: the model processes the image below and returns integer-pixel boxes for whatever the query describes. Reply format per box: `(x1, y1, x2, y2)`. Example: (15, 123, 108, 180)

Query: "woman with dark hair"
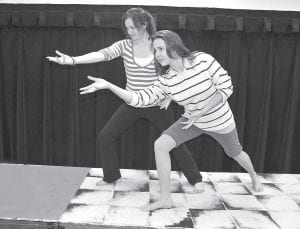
(80, 30, 263, 211)
(47, 9, 203, 191)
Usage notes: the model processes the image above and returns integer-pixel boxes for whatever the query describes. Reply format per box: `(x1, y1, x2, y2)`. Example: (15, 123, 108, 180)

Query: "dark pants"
(98, 103, 202, 185)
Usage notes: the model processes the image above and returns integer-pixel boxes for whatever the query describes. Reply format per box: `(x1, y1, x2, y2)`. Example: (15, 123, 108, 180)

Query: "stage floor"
(0, 164, 299, 228)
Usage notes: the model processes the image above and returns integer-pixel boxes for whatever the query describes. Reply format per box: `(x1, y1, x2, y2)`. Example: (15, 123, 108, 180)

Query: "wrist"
(107, 82, 112, 90)
(70, 56, 76, 66)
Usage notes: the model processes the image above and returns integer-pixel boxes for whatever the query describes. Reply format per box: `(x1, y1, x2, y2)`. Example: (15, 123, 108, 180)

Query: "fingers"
(55, 50, 65, 57)
(180, 120, 189, 125)
(159, 104, 167, 110)
(80, 89, 95, 94)
(180, 118, 195, 129)
(182, 123, 193, 130)
(181, 113, 190, 119)
(87, 75, 99, 81)
(46, 56, 55, 62)
(80, 86, 96, 94)
(46, 50, 67, 64)
(182, 122, 193, 129)
(79, 84, 94, 91)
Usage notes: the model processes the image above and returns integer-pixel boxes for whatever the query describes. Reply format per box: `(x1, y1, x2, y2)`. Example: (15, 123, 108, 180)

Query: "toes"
(194, 182, 205, 193)
(96, 179, 110, 186)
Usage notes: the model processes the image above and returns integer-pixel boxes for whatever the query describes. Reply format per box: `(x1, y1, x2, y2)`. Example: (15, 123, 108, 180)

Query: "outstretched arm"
(79, 76, 133, 103)
(46, 50, 105, 65)
(46, 40, 124, 65)
(80, 76, 168, 108)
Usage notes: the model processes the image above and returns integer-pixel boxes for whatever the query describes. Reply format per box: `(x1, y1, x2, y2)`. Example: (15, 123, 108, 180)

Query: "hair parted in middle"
(151, 30, 196, 75)
(122, 8, 156, 38)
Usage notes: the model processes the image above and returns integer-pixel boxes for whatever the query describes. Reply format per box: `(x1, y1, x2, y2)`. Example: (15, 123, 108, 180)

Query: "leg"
(144, 134, 176, 211)
(233, 151, 263, 192)
(207, 128, 263, 192)
(98, 104, 139, 184)
(144, 107, 203, 189)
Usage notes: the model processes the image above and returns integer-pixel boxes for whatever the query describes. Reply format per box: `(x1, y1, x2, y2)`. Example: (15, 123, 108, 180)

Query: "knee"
(224, 142, 243, 158)
(154, 135, 175, 153)
(225, 149, 242, 159)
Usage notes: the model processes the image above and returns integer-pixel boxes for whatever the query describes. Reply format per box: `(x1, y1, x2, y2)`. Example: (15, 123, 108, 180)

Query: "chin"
(158, 61, 166, 66)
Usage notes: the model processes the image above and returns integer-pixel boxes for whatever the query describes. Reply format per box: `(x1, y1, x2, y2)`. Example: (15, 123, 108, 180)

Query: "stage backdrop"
(0, 4, 299, 173)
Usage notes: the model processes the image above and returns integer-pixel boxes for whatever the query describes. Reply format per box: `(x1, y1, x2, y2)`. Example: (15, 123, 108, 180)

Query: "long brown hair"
(122, 8, 156, 38)
(151, 30, 196, 75)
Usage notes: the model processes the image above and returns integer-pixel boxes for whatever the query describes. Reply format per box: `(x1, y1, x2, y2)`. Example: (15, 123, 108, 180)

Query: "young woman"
(79, 30, 263, 211)
(47, 9, 203, 191)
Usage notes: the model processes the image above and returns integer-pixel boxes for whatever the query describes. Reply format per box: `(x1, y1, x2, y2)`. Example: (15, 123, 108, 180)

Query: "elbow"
(218, 90, 231, 103)
(126, 93, 140, 107)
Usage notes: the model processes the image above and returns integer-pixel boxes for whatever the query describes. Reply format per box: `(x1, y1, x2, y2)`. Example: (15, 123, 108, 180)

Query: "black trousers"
(98, 103, 202, 184)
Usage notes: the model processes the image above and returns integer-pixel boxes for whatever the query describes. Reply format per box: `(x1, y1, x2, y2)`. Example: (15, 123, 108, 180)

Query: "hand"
(180, 110, 204, 129)
(46, 50, 73, 65)
(79, 76, 110, 94)
(159, 98, 171, 110)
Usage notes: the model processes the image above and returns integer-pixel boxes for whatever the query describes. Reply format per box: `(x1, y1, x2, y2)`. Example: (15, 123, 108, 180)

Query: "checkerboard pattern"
(59, 169, 300, 229)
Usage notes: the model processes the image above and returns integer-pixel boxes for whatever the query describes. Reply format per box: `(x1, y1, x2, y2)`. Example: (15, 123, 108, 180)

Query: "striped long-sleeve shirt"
(99, 39, 158, 91)
(128, 52, 235, 132)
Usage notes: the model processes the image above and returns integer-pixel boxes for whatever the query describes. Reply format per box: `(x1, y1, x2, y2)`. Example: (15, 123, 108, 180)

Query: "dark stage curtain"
(0, 4, 299, 173)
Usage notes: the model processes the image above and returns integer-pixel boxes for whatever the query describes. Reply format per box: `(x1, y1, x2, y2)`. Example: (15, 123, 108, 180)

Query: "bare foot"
(194, 182, 205, 193)
(251, 174, 263, 192)
(143, 198, 173, 211)
(96, 178, 121, 186)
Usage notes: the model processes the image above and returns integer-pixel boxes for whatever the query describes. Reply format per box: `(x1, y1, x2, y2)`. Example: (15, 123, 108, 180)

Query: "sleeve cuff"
(127, 93, 139, 107)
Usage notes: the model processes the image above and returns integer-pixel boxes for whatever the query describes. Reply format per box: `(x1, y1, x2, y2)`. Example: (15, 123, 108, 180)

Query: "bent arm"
(206, 54, 233, 102)
(201, 92, 223, 114)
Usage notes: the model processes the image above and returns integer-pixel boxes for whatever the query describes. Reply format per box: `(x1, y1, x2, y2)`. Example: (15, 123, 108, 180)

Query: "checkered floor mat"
(59, 169, 300, 228)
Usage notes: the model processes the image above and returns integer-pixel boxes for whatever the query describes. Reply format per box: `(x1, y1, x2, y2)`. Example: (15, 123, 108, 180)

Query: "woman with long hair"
(47, 9, 203, 191)
(80, 30, 263, 211)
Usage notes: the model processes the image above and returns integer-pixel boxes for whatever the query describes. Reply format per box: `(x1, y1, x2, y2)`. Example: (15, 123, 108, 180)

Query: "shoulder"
(192, 51, 215, 63)
(112, 39, 131, 46)
(184, 52, 213, 70)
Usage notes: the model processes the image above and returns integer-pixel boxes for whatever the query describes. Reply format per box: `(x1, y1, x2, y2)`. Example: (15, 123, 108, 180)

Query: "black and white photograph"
(0, 0, 300, 228)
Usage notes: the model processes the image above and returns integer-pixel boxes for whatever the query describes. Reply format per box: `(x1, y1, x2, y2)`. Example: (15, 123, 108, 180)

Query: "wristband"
(71, 56, 76, 66)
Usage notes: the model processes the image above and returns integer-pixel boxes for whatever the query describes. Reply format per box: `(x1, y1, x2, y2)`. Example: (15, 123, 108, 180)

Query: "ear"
(171, 50, 179, 58)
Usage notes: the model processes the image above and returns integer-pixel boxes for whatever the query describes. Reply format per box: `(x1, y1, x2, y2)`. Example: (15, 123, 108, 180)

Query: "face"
(152, 38, 172, 66)
(124, 18, 144, 41)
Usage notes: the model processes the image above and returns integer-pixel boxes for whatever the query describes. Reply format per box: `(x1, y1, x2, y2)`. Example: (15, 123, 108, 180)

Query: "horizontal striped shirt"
(99, 39, 158, 91)
(128, 52, 235, 132)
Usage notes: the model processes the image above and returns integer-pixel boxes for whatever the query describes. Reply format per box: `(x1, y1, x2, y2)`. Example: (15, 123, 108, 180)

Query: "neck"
(170, 57, 185, 73)
(132, 33, 150, 45)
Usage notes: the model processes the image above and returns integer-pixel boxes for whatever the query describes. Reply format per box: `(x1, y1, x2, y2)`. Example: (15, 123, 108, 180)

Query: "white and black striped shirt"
(99, 39, 158, 91)
(129, 52, 235, 132)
